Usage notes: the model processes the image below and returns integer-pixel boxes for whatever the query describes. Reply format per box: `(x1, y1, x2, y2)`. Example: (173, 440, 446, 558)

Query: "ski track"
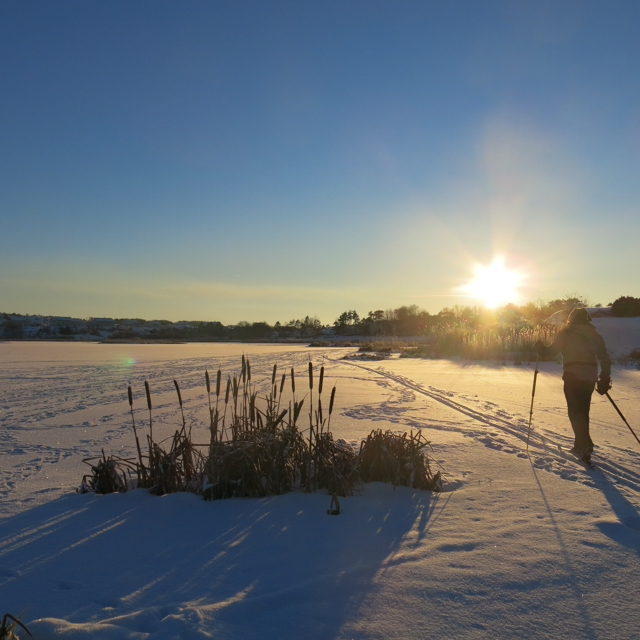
(341, 360, 640, 496)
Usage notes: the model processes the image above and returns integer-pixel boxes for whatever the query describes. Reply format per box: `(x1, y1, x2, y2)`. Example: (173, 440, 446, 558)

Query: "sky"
(2, 0, 640, 324)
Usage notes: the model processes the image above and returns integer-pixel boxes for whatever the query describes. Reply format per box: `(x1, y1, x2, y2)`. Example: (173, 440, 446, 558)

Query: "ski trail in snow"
(341, 360, 640, 495)
(343, 360, 541, 443)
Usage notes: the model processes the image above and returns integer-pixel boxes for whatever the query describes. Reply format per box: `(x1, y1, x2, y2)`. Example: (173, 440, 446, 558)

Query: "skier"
(534, 307, 611, 464)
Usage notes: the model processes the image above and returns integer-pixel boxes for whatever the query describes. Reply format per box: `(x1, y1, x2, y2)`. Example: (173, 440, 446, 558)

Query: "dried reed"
(356, 429, 442, 491)
(79, 359, 443, 502)
(1, 613, 33, 640)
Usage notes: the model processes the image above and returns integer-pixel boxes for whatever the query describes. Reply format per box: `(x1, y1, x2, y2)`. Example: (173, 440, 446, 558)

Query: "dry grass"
(358, 324, 561, 361)
(1, 613, 33, 640)
(79, 359, 442, 500)
(356, 429, 442, 491)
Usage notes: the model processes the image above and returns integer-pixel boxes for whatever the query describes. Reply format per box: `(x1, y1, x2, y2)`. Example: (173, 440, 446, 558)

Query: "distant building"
(88, 317, 115, 331)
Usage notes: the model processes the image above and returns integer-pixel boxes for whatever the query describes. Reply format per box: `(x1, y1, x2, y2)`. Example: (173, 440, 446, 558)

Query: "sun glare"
(462, 258, 521, 308)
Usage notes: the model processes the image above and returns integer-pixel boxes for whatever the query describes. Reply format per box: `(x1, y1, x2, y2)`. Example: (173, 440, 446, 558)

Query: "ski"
(556, 445, 597, 470)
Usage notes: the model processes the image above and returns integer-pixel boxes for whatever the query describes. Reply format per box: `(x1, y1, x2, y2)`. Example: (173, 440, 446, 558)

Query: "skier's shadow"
(529, 462, 600, 639)
(590, 471, 640, 554)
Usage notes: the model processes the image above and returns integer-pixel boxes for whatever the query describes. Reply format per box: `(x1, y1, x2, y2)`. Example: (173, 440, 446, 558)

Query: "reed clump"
(79, 358, 442, 500)
(78, 450, 132, 494)
(358, 324, 561, 361)
(356, 429, 442, 491)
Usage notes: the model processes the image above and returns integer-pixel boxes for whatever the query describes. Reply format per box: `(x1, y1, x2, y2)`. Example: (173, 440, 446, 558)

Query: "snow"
(2, 339, 640, 639)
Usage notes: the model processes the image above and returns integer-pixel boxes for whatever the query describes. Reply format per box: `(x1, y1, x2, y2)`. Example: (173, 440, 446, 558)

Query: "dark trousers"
(563, 377, 596, 454)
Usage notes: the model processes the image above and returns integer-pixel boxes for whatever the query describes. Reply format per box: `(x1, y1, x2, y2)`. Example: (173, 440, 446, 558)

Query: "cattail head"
(308, 362, 313, 390)
(241, 355, 246, 384)
(272, 364, 277, 385)
(174, 379, 182, 407)
(205, 370, 211, 394)
(144, 380, 152, 410)
(280, 372, 286, 394)
(318, 398, 323, 424)
(247, 361, 251, 382)
(250, 393, 256, 422)
(329, 386, 336, 415)
(216, 369, 221, 397)
(291, 368, 296, 393)
(225, 378, 231, 404)
(319, 366, 324, 395)
(233, 377, 239, 399)
(127, 385, 133, 407)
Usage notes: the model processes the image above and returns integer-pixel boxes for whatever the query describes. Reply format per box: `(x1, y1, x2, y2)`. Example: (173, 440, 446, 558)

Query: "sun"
(462, 257, 521, 308)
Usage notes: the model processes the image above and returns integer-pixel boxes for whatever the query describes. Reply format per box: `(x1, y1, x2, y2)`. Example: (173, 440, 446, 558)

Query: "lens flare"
(461, 257, 521, 308)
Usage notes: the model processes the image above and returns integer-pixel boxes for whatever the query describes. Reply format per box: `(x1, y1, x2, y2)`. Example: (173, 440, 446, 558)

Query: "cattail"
(174, 379, 183, 407)
(308, 362, 313, 390)
(144, 380, 152, 410)
(225, 378, 231, 404)
(144, 379, 153, 442)
(319, 366, 324, 395)
(247, 361, 251, 382)
(216, 369, 221, 396)
(329, 386, 336, 415)
(318, 397, 323, 424)
(205, 370, 211, 394)
(291, 368, 296, 393)
(242, 355, 246, 384)
(280, 373, 286, 394)
(272, 364, 277, 385)
(127, 386, 143, 470)
(233, 377, 239, 399)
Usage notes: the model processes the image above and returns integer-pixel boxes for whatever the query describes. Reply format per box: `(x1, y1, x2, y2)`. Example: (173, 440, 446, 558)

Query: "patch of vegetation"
(1, 613, 32, 640)
(611, 296, 640, 317)
(79, 359, 443, 502)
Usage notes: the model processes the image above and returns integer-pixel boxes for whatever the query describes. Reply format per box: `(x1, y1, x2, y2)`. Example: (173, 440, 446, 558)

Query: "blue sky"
(2, 1, 639, 323)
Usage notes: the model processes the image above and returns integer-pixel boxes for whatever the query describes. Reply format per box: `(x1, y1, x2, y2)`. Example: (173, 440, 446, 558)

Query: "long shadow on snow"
(530, 455, 640, 640)
(0, 484, 441, 639)
(529, 462, 602, 640)
(587, 467, 640, 554)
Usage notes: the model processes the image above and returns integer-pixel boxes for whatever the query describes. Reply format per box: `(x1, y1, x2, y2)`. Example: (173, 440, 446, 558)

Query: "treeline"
(332, 299, 576, 337)
(4, 295, 639, 342)
(333, 295, 638, 337)
(112, 316, 324, 341)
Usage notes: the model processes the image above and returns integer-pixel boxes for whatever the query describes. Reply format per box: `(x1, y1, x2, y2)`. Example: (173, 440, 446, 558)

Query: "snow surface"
(2, 339, 640, 639)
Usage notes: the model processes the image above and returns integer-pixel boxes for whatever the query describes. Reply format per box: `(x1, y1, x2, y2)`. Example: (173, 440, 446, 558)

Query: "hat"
(568, 307, 592, 324)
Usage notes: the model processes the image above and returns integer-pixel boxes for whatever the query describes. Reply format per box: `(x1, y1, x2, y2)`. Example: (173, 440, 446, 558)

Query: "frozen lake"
(3, 340, 640, 638)
(3, 338, 640, 521)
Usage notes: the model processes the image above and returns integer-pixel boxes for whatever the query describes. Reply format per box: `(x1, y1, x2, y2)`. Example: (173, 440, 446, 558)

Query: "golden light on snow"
(462, 257, 521, 308)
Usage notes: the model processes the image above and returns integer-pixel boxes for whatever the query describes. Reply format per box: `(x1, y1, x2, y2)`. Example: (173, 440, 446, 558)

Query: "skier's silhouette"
(534, 308, 611, 463)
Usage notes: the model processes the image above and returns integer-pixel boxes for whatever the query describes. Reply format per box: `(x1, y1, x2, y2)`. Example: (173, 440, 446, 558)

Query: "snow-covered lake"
(2, 339, 640, 639)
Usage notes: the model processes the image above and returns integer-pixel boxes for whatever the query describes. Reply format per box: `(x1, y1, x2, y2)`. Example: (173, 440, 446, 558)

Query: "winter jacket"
(540, 322, 611, 383)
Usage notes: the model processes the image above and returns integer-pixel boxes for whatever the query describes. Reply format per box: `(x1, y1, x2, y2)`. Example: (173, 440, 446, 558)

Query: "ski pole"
(527, 354, 539, 453)
(606, 392, 640, 447)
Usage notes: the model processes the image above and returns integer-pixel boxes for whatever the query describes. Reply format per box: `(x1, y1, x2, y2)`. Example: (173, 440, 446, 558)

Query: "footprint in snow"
(436, 542, 477, 552)
(622, 516, 640, 532)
